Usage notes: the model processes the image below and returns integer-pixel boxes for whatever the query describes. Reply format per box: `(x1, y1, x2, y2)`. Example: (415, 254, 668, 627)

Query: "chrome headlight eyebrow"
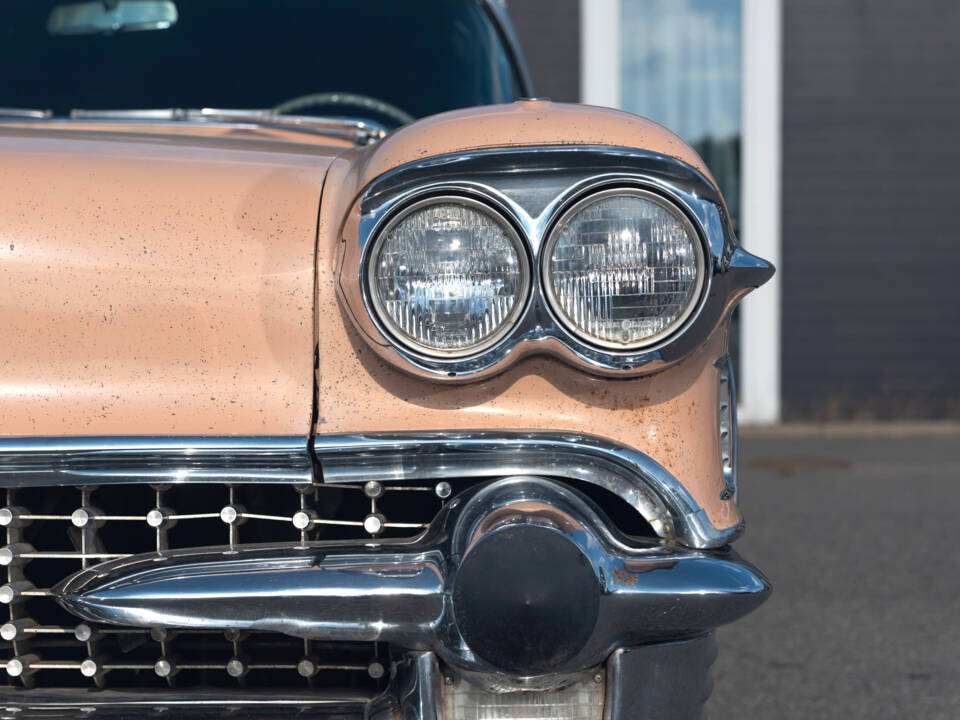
(337, 146, 772, 381)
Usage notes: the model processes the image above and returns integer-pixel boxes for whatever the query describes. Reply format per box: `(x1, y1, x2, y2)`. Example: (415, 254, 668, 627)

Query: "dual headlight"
(367, 188, 705, 359)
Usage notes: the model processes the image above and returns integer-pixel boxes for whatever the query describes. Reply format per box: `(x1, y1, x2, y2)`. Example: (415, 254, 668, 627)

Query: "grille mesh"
(0, 481, 440, 692)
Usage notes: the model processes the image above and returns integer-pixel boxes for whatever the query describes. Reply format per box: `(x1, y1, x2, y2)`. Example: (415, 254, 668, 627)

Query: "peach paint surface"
(0, 127, 336, 435)
(0, 102, 743, 530)
(314, 103, 741, 530)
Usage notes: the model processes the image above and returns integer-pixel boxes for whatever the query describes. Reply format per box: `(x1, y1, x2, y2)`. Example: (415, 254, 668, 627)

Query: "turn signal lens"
(443, 676, 604, 720)
(368, 197, 528, 357)
(543, 188, 705, 350)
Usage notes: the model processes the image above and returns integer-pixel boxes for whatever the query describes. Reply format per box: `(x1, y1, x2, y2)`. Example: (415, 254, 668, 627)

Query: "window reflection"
(621, 0, 741, 228)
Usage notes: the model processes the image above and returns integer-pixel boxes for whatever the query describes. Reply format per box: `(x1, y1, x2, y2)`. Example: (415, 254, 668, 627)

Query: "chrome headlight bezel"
(337, 145, 773, 382)
(364, 194, 532, 360)
(540, 186, 708, 352)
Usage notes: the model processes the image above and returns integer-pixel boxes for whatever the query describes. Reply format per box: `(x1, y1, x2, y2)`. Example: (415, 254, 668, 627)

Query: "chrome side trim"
(0, 436, 312, 487)
(0, 108, 52, 119)
(717, 354, 739, 501)
(0, 688, 372, 716)
(313, 431, 739, 549)
(65, 108, 386, 144)
(337, 145, 774, 381)
(56, 477, 768, 684)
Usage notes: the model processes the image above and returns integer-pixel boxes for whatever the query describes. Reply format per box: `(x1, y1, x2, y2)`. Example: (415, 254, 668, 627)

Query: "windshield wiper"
(68, 107, 386, 145)
(0, 108, 52, 119)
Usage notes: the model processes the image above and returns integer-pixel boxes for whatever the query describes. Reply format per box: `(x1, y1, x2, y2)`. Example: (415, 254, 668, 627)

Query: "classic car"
(0, 0, 773, 718)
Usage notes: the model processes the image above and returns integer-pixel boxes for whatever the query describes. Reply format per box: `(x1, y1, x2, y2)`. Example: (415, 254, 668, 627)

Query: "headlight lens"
(543, 188, 705, 350)
(368, 197, 529, 357)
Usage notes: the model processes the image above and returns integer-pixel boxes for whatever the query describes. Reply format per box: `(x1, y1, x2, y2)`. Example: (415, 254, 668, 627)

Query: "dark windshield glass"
(1, 0, 522, 126)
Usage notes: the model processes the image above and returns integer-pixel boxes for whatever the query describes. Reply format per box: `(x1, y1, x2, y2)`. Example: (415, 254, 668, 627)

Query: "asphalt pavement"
(707, 428, 960, 719)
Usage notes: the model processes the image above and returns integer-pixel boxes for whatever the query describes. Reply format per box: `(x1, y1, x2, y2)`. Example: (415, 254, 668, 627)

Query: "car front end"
(0, 2, 772, 718)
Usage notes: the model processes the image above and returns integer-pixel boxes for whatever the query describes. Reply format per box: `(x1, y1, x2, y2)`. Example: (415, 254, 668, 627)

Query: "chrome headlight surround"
(337, 146, 773, 381)
(364, 194, 531, 360)
(540, 186, 708, 352)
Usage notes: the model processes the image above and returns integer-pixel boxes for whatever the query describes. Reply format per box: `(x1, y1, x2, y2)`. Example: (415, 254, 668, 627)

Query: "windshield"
(1, 0, 523, 128)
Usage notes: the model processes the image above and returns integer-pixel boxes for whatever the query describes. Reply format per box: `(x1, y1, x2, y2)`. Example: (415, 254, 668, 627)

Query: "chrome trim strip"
(64, 108, 386, 144)
(0, 107, 52, 119)
(0, 436, 312, 487)
(0, 688, 372, 712)
(313, 431, 739, 549)
(717, 354, 739, 501)
(0, 432, 736, 548)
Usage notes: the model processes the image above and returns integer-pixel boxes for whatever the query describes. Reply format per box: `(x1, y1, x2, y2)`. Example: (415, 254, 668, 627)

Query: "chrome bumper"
(0, 434, 768, 718)
(48, 476, 767, 719)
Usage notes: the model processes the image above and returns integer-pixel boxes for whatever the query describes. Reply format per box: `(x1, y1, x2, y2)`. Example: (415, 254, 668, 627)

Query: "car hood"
(0, 125, 341, 436)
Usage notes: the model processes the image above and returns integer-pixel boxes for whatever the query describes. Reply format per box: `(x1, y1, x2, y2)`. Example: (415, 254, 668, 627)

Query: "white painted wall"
(579, 0, 782, 423)
(580, 0, 621, 108)
(738, 0, 782, 424)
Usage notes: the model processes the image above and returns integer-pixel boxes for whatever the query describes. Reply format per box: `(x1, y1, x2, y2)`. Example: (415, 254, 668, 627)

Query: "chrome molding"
(0, 432, 735, 549)
(61, 108, 387, 144)
(56, 477, 769, 686)
(0, 108, 52, 119)
(0, 436, 312, 487)
(0, 688, 372, 718)
(337, 145, 773, 381)
(313, 431, 738, 549)
(717, 354, 739, 501)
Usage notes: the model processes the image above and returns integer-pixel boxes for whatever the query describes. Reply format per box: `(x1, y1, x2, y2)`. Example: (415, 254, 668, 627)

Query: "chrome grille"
(0, 481, 440, 691)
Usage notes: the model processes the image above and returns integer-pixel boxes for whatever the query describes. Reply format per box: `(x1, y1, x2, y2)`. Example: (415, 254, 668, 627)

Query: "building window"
(620, 0, 742, 229)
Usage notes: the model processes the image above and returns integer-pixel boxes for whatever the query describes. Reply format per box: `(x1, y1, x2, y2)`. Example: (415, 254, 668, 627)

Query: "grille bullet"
(219, 505, 245, 525)
(154, 657, 176, 678)
(226, 657, 248, 678)
(1, 618, 36, 641)
(363, 513, 385, 536)
(5, 654, 39, 678)
(292, 510, 317, 531)
(0, 506, 30, 529)
(71, 507, 104, 529)
(297, 656, 318, 678)
(146, 507, 175, 529)
(0, 543, 34, 567)
(0, 580, 35, 605)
